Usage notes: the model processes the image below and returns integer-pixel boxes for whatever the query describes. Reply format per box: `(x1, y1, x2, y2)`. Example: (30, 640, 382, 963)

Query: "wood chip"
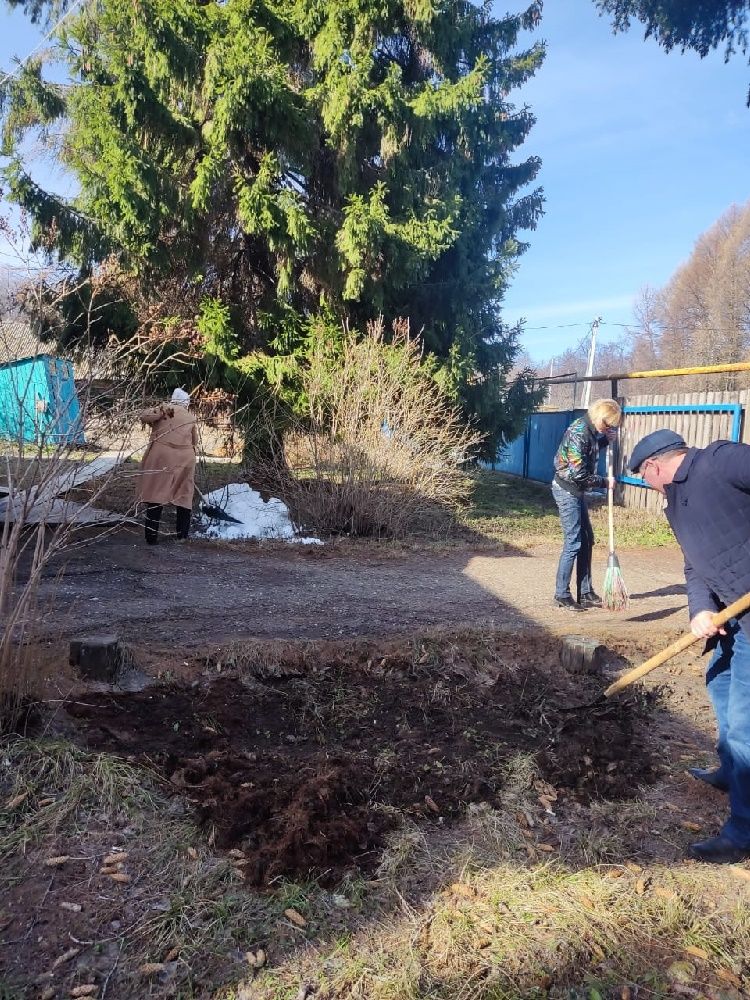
(5, 791, 29, 810)
(536, 843, 555, 853)
(716, 969, 742, 988)
(38, 797, 55, 807)
(108, 873, 131, 884)
(139, 963, 165, 975)
(70, 986, 98, 997)
(60, 902, 83, 913)
(45, 855, 71, 867)
(681, 821, 702, 832)
(245, 948, 267, 969)
(164, 946, 180, 962)
(684, 945, 709, 961)
(450, 882, 477, 899)
(284, 907, 307, 928)
(424, 795, 440, 814)
(52, 946, 80, 970)
(103, 852, 128, 865)
(653, 887, 677, 901)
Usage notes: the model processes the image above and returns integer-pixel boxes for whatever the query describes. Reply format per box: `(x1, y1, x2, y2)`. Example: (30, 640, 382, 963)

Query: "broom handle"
(607, 446, 615, 554)
(604, 589, 750, 697)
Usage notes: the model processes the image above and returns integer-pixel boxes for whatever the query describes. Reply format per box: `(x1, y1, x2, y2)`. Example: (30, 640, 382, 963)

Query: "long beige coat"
(137, 404, 198, 508)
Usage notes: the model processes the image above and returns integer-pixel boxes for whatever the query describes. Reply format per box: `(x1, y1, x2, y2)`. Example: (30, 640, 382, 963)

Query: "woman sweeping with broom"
(551, 398, 622, 611)
(137, 388, 198, 545)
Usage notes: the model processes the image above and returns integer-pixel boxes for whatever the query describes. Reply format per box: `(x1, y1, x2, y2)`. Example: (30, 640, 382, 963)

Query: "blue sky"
(502, 0, 750, 362)
(1, 0, 749, 361)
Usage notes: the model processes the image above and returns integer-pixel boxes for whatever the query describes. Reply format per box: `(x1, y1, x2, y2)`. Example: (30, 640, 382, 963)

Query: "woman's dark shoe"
(688, 835, 750, 864)
(554, 596, 587, 612)
(579, 591, 602, 609)
(688, 767, 729, 793)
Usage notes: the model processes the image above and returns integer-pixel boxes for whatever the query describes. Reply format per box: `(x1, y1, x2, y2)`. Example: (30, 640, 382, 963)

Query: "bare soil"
(31, 527, 688, 652)
(64, 639, 658, 886)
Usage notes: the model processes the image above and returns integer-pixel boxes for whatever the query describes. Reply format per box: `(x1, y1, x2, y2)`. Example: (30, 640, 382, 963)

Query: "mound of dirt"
(65, 644, 658, 884)
(172, 752, 390, 884)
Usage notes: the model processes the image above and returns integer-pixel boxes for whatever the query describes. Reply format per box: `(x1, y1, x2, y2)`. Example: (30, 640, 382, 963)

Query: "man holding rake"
(630, 429, 750, 864)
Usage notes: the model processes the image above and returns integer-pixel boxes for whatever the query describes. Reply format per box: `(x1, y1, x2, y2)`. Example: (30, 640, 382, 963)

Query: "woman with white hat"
(137, 388, 198, 544)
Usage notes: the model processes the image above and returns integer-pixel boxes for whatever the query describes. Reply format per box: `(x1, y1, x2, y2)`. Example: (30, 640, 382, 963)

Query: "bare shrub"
(254, 319, 483, 538)
(0, 271, 157, 727)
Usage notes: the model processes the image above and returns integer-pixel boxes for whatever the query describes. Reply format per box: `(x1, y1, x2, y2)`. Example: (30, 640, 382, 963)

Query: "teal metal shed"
(0, 354, 85, 446)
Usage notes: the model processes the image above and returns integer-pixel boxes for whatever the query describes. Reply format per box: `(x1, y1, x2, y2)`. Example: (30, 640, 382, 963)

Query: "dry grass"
(0, 737, 283, 997)
(463, 471, 675, 550)
(3, 729, 750, 999)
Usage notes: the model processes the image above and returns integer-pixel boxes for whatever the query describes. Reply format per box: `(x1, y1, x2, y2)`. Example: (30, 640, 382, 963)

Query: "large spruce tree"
(1, 0, 545, 452)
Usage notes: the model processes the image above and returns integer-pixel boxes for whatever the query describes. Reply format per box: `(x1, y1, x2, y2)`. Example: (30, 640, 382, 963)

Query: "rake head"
(603, 552, 629, 611)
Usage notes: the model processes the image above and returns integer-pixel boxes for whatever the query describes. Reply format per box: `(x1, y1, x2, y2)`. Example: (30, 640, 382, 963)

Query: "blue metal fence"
(619, 403, 742, 486)
(488, 401, 744, 488)
(490, 409, 605, 483)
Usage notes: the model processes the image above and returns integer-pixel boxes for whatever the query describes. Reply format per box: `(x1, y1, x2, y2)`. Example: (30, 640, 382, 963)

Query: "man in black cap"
(629, 429, 750, 863)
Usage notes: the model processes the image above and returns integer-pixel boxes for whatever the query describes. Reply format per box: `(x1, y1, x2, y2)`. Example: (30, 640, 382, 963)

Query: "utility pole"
(580, 316, 601, 410)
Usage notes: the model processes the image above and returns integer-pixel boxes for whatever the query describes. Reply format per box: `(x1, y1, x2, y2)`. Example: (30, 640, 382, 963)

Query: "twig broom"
(603, 445, 629, 610)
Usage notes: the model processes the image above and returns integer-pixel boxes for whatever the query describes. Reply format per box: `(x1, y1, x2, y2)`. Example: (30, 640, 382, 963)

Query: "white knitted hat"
(170, 388, 191, 407)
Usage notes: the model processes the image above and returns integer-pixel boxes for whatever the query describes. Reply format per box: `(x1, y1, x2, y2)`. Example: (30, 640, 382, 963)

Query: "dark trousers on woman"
(551, 481, 594, 601)
(144, 504, 191, 544)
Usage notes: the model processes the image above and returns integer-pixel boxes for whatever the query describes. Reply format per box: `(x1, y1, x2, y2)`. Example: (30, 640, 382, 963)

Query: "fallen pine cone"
(52, 947, 80, 970)
(45, 856, 71, 868)
(5, 791, 29, 810)
(284, 908, 307, 928)
(139, 963, 166, 976)
(70, 985, 98, 997)
(103, 852, 128, 865)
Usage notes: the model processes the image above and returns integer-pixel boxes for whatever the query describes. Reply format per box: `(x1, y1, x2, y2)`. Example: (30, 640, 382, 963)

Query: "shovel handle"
(604, 589, 750, 697)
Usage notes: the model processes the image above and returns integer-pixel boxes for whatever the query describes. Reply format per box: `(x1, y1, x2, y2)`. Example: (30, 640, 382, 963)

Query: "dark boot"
(688, 766, 730, 793)
(175, 505, 192, 540)
(145, 503, 162, 545)
(688, 835, 750, 864)
(554, 596, 587, 612)
(579, 591, 602, 609)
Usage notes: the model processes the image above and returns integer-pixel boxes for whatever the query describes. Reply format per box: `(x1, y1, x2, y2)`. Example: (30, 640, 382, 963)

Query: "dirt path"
(35, 530, 688, 649)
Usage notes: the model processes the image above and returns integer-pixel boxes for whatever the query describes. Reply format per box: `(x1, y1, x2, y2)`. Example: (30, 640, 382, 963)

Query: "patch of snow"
(196, 483, 322, 544)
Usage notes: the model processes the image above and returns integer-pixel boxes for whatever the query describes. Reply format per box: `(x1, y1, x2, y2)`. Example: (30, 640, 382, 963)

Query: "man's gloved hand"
(690, 610, 726, 639)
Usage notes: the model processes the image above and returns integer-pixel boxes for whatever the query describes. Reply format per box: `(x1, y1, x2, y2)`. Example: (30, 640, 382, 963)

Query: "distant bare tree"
(626, 201, 750, 392)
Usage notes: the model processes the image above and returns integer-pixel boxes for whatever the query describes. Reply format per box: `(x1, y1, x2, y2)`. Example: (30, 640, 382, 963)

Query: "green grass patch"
(461, 471, 676, 549)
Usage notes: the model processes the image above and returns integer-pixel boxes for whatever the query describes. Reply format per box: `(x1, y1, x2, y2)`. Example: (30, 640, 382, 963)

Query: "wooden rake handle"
(604, 589, 750, 697)
(607, 446, 615, 554)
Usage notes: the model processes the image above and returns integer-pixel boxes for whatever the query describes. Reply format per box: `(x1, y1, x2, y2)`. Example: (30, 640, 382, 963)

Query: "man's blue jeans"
(705, 619, 750, 847)
(551, 481, 594, 601)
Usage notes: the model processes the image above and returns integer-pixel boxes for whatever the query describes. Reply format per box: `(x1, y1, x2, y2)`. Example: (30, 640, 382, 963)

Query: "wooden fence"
(617, 390, 750, 511)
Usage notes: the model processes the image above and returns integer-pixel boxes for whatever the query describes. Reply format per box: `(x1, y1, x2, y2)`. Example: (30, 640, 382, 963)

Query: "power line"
(0, 0, 88, 88)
